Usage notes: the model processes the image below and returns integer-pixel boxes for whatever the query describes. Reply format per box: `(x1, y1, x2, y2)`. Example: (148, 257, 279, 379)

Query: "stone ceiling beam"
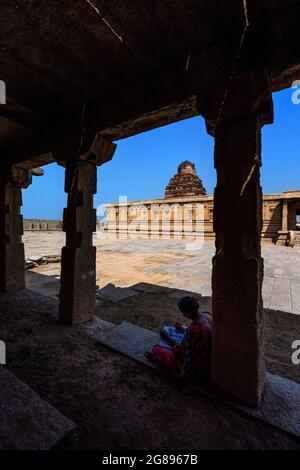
(2, 1, 300, 167)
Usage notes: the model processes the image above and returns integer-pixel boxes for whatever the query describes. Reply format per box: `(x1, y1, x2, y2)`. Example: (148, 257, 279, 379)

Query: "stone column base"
(276, 231, 289, 246)
(59, 246, 96, 325)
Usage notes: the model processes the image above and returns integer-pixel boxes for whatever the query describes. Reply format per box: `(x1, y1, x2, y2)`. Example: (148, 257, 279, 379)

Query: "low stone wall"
(24, 219, 63, 231)
(24, 192, 300, 244)
(102, 193, 300, 244)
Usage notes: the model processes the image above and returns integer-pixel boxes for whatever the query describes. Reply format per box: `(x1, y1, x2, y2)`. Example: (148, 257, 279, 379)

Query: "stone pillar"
(282, 200, 289, 231)
(0, 167, 32, 292)
(212, 115, 266, 405)
(198, 67, 273, 406)
(277, 200, 289, 245)
(59, 160, 97, 324)
(59, 133, 116, 325)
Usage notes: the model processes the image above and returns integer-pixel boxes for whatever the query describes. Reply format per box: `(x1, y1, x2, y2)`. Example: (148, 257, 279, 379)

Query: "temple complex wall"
(24, 219, 63, 231)
(103, 192, 300, 245)
(23, 192, 300, 246)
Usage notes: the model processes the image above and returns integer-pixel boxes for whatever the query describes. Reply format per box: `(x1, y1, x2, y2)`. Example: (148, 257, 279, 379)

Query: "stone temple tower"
(165, 161, 207, 198)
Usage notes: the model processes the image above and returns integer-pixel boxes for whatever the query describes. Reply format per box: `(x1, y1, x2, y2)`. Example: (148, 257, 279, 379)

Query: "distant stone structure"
(104, 162, 300, 246)
(23, 162, 300, 247)
(24, 219, 62, 231)
(165, 161, 206, 198)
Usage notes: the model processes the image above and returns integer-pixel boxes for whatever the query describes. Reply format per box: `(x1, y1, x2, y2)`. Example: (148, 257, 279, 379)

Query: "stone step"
(0, 366, 75, 450)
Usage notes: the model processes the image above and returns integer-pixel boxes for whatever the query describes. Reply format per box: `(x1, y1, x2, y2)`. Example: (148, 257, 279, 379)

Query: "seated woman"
(145, 296, 213, 384)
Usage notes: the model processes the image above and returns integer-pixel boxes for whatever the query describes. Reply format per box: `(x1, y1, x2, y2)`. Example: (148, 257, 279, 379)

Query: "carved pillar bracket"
(197, 67, 274, 406)
(59, 134, 116, 325)
(0, 167, 32, 292)
(79, 133, 117, 166)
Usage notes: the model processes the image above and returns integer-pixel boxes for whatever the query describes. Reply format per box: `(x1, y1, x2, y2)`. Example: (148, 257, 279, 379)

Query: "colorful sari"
(146, 313, 213, 382)
(146, 325, 186, 372)
(175, 312, 213, 383)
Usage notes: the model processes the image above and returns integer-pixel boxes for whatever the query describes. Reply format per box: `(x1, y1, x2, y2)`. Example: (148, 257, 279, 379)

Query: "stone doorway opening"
(22, 163, 65, 298)
(95, 116, 215, 297)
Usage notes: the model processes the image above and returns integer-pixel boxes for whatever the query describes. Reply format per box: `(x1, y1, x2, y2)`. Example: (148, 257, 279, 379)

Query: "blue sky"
(23, 87, 300, 219)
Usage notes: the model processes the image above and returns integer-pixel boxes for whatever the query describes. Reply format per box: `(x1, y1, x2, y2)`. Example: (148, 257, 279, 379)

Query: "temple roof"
(165, 161, 207, 198)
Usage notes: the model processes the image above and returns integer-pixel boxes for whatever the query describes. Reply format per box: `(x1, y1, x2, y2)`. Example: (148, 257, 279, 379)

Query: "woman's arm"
(160, 328, 177, 348)
(174, 323, 186, 333)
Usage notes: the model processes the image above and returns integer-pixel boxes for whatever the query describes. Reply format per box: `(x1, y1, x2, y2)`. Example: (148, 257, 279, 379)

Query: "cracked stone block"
(100, 321, 159, 365)
(84, 317, 116, 341)
(0, 366, 75, 450)
(131, 282, 174, 294)
(96, 283, 139, 303)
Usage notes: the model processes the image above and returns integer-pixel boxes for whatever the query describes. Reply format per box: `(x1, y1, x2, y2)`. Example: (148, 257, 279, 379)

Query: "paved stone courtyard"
(23, 232, 300, 315)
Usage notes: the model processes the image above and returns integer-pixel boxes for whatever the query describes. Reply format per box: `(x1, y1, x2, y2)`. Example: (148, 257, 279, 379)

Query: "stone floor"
(1, 232, 299, 449)
(24, 233, 300, 315)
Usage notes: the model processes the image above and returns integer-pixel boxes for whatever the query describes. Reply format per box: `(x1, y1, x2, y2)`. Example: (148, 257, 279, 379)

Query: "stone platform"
(0, 366, 75, 449)
(98, 320, 300, 440)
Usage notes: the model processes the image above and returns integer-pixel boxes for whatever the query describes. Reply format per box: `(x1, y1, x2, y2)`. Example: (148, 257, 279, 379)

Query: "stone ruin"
(165, 161, 207, 198)
(1, 0, 300, 417)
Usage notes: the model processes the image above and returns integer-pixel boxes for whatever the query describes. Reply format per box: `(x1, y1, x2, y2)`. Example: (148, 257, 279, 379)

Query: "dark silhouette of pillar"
(59, 134, 116, 325)
(0, 167, 32, 292)
(59, 160, 97, 324)
(198, 67, 273, 405)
